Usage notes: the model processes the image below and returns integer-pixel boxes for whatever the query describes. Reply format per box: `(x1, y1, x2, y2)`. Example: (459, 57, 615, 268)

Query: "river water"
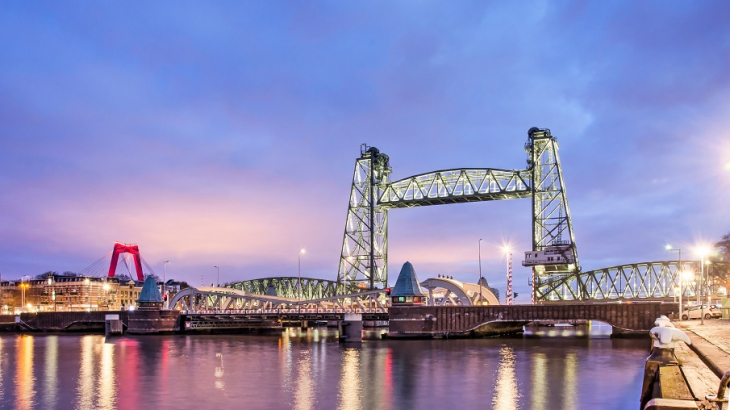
(0, 324, 648, 410)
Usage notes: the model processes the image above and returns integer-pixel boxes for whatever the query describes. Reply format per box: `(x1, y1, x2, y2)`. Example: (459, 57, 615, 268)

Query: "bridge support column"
(339, 313, 362, 342)
(105, 314, 123, 336)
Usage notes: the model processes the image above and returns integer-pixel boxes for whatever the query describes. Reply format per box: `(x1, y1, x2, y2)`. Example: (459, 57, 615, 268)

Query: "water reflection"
(215, 352, 225, 390)
(338, 348, 362, 410)
(43, 336, 58, 409)
(15, 335, 35, 410)
(531, 352, 547, 410)
(98, 342, 116, 410)
(294, 350, 314, 410)
(77, 336, 95, 410)
(492, 345, 520, 410)
(0, 327, 649, 410)
(563, 352, 577, 410)
(0, 336, 4, 403)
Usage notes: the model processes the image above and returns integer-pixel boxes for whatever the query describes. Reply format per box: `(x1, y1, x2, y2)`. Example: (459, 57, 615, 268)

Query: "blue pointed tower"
(390, 261, 425, 305)
(136, 275, 164, 309)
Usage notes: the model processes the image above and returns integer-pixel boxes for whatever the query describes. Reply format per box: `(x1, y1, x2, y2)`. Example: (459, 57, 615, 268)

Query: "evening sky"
(2, 1, 729, 300)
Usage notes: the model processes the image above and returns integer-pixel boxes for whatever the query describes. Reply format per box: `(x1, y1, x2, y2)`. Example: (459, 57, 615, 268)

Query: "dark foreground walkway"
(673, 319, 730, 405)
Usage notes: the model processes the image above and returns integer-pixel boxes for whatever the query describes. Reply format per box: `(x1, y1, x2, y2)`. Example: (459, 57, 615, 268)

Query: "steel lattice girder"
(228, 277, 338, 300)
(379, 168, 532, 208)
(337, 146, 391, 293)
(527, 128, 579, 274)
(534, 260, 708, 301)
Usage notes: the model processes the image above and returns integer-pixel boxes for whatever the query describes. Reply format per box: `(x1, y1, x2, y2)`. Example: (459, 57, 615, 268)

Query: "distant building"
(0, 275, 144, 314)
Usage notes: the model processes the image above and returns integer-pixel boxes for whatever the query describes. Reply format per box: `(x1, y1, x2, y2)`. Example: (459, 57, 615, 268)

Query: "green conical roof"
(137, 275, 162, 303)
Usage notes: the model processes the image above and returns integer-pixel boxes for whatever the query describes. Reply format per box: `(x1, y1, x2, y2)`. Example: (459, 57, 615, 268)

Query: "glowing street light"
(214, 265, 219, 287)
(501, 244, 513, 305)
(665, 245, 683, 320)
(478, 239, 483, 305)
(84, 278, 90, 310)
(163, 260, 170, 303)
(695, 245, 712, 325)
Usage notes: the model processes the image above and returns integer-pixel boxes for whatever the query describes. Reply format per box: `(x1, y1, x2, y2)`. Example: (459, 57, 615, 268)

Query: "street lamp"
(298, 249, 305, 302)
(478, 239, 483, 305)
(214, 265, 219, 287)
(163, 260, 170, 306)
(695, 245, 712, 325)
(20, 282, 29, 312)
(502, 244, 513, 305)
(665, 245, 683, 320)
(84, 278, 90, 311)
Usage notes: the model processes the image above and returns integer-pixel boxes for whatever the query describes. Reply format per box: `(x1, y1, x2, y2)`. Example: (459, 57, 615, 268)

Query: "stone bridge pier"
(388, 302, 676, 338)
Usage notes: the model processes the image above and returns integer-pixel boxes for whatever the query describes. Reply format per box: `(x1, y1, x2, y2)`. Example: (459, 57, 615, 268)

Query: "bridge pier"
(339, 313, 363, 342)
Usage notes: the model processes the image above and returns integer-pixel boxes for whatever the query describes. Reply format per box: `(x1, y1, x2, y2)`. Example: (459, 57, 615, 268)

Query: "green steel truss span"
(228, 277, 339, 300)
(380, 168, 532, 207)
(535, 260, 712, 301)
(336, 128, 580, 299)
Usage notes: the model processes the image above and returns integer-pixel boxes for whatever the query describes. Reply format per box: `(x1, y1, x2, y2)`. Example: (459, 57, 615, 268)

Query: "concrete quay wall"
(1, 311, 130, 332)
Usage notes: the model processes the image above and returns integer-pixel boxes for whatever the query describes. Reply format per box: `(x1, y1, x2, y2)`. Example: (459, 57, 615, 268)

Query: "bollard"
(641, 319, 694, 409)
(706, 370, 730, 410)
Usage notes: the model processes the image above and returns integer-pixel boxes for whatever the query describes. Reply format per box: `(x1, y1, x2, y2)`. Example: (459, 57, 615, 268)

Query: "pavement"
(676, 319, 730, 379)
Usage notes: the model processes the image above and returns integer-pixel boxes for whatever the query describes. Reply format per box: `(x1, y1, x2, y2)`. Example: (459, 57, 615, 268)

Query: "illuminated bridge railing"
(379, 168, 532, 208)
(536, 260, 704, 302)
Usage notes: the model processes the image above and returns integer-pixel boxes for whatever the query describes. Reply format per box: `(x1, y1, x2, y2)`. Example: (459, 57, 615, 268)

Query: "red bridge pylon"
(108, 242, 144, 281)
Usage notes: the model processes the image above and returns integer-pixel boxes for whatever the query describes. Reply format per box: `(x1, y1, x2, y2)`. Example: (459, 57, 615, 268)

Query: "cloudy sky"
(2, 1, 729, 301)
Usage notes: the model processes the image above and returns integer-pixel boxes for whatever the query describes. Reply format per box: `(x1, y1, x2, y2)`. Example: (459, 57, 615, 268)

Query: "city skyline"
(2, 2, 729, 300)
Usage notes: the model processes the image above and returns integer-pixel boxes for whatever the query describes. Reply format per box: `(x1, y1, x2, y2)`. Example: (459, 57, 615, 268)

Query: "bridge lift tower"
(336, 127, 580, 301)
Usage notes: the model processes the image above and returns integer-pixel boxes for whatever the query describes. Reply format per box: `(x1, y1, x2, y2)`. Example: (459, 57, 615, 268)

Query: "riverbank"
(662, 319, 730, 408)
(676, 319, 730, 379)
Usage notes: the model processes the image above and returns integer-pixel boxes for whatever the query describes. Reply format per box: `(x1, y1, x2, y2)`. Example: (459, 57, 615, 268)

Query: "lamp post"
(696, 246, 711, 325)
(20, 282, 27, 312)
(502, 245, 513, 305)
(47, 275, 53, 312)
(666, 245, 683, 320)
(20, 275, 31, 313)
(214, 265, 219, 287)
(163, 260, 170, 307)
(84, 278, 90, 311)
(478, 239, 483, 305)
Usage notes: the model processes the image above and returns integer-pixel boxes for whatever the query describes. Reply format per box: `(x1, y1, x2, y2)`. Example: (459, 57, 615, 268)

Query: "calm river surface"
(0, 325, 648, 410)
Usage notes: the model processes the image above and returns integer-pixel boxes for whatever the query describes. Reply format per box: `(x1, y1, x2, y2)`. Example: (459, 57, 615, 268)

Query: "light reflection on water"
(43, 336, 58, 410)
(14, 335, 34, 410)
(0, 325, 648, 410)
(492, 345, 520, 410)
(338, 348, 362, 410)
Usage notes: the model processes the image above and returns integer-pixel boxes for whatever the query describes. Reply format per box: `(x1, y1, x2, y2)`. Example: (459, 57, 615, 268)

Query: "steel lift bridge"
(230, 127, 696, 303)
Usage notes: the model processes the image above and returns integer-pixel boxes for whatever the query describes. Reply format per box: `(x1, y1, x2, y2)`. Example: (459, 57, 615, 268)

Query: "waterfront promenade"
(672, 319, 730, 407)
(677, 320, 730, 378)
